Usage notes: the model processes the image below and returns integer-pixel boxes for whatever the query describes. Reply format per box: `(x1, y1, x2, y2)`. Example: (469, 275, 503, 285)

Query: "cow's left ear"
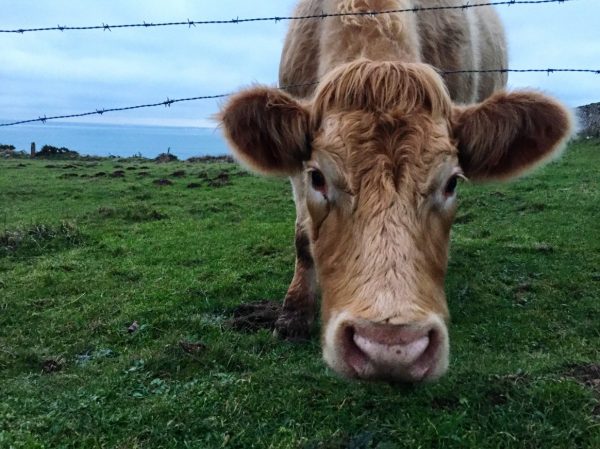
(452, 91, 573, 181)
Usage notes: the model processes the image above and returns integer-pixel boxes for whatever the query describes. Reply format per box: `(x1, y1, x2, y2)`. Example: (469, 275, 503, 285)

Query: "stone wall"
(577, 102, 600, 138)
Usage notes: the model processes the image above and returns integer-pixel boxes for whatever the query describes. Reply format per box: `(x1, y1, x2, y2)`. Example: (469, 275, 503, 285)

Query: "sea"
(0, 121, 231, 159)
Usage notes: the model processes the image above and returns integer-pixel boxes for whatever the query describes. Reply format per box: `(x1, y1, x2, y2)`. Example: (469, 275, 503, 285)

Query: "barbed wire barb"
(0, 0, 578, 34)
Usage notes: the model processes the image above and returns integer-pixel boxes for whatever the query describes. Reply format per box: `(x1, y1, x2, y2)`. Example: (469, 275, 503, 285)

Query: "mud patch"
(565, 363, 600, 393)
(432, 396, 461, 411)
(179, 341, 206, 355)
(153, 179, 173, 186)
(42, 357, 65, 374)
(207, 171, 231, 188)
(111, 170, 126, 178)
(227, 300, 281, 332)
(124, 206, 168, 222)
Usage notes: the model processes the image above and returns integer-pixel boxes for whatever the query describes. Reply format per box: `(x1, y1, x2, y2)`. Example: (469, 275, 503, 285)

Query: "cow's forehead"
(311, 111, 458, 194)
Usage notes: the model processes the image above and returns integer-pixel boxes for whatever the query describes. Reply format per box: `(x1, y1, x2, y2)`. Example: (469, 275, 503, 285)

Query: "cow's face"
(220, 60, 572, 383)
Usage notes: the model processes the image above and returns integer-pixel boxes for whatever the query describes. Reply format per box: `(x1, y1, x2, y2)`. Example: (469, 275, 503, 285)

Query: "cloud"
(2, 0, 598, 128)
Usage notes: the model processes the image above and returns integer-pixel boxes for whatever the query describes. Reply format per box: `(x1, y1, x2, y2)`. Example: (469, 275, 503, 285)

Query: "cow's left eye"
(445, 175, 458, 196)
(310, 169, 327, 192)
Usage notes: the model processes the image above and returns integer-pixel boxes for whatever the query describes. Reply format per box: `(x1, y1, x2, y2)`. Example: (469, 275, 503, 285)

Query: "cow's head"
(220, 59, 572, 383)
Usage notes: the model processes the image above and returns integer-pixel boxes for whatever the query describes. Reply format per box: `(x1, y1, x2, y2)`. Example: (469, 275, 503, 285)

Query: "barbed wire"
(2, 68, 598, 127)
(0, 0, 576, 34)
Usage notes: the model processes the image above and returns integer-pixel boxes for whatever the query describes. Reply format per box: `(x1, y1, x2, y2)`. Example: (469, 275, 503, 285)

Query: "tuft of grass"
(0, 221, 83, 258)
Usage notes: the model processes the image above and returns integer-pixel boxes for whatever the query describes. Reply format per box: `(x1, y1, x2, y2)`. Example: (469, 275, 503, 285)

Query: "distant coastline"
(0, 121, 231, 159)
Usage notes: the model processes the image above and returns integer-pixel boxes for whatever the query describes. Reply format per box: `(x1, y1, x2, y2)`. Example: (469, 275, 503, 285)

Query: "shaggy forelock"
(311, 59, 452, 128)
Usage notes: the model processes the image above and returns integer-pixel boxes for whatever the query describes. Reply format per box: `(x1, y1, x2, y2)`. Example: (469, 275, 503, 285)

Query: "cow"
(219, 0, 573, 383)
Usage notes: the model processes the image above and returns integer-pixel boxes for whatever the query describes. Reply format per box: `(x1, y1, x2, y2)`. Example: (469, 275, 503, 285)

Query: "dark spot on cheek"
(295, 230, 313, 268)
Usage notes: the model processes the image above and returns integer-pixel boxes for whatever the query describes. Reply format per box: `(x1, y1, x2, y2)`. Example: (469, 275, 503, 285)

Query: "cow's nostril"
(410, 328, 441, 378)
(341, 325, 370, 376)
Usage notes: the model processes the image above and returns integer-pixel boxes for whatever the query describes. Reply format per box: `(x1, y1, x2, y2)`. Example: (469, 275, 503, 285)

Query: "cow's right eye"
(310, 169, 327, 192)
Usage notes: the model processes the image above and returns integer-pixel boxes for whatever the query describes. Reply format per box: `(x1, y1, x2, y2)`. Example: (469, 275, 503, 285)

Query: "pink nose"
(341, 321, 447, 382)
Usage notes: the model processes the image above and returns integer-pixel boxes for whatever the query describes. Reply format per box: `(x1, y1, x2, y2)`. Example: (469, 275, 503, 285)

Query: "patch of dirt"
(207, 171, 231, 188)
(179, 341, 206, 355)
(153, 179, 173, 186)
(171, 170, 186, 178)
(187, 183, 202, 189)
(565, 363, 600, 393)
(97, 207, 117, 218)
(227, 300, 281, 332)
(42, 358, 65, 374)
(111, 170, 126, 178)
(533, 243, 554, 253)
(124, 206, 167, 222)
(430, 396, 460, 410)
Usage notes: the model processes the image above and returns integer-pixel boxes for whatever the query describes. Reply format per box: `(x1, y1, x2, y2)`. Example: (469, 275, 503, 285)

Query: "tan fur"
(220, 1, 573, 381)
(452, 90, 573, 180)
(220, 88, 310, 176)
(280, 0, 508, 102)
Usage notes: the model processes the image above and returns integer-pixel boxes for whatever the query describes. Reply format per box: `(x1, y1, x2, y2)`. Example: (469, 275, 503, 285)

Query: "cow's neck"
(318, 0, 422, 76)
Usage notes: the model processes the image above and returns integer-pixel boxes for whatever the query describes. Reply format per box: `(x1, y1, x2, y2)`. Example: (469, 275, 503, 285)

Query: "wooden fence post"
(30, 142, 36, 158)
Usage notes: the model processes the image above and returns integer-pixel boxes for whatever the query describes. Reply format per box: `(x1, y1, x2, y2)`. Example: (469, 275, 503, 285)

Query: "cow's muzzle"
(323, 314, 449, 383)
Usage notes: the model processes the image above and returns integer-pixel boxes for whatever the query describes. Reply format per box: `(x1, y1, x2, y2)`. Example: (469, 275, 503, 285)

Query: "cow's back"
(280, 0, 508, 103)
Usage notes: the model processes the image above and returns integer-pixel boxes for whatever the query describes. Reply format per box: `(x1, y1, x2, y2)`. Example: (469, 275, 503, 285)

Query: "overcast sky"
(1, 0, 598, 128)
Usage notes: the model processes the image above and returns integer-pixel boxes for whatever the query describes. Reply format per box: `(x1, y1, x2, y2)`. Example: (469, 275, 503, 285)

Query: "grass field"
(0, 140, 599, 449)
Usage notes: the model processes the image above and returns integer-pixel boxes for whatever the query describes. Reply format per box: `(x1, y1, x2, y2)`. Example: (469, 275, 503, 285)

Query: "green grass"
(0, 141, 599, 449)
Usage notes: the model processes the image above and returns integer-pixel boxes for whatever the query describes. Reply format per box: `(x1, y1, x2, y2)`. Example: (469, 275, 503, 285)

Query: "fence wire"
(2, 68, 598, 127)
(0, 0, 576, 34)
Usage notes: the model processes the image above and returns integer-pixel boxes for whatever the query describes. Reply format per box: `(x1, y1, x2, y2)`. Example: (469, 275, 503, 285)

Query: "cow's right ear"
(219, 87, 311, 176)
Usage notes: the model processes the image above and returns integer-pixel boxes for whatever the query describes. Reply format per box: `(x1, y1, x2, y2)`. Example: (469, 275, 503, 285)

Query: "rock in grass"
(127, 321, 140, 334)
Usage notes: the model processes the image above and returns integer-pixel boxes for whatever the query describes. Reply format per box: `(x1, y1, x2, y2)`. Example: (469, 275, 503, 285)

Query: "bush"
(154, 152, 179, 163)
(37, 145, 79, 158)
